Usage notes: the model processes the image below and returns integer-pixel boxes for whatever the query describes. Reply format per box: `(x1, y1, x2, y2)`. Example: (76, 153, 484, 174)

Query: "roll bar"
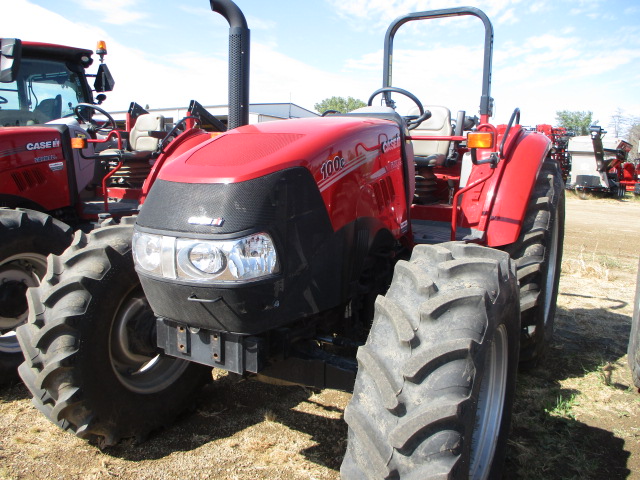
(382, 6, 494, 119)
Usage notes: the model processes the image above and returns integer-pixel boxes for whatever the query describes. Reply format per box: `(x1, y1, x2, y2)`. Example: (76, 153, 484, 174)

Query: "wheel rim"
(543, 210, 560, 323)
(470, 324, 508, 480)
(109, 289, 190, 394)
(0, 253, 47, 354)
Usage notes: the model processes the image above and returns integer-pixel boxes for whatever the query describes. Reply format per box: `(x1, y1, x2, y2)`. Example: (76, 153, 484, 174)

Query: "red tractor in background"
(619, 160, 640, 195)
(0, 38, 221, 384)
(535, 124, 573, 183)
(17, 2, 564, 478)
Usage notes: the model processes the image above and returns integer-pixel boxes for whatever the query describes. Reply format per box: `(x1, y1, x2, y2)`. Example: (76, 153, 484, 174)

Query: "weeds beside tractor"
(16, 2, 565, 478)
(0, 39, 220, 384)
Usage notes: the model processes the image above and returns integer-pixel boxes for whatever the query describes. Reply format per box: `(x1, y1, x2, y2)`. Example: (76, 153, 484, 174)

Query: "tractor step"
(411, 219, 471, 244)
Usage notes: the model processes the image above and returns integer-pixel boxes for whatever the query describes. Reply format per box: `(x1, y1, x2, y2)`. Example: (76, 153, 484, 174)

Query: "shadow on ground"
(504, 304, 633, 479)
(104, 373, 347, 471)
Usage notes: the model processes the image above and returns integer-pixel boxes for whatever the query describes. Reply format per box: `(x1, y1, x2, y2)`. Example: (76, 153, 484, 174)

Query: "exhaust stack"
(210, 0, 250, 129)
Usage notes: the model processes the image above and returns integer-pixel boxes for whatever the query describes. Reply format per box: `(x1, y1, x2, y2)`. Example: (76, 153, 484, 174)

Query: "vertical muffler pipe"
(210, 0, 250, 129)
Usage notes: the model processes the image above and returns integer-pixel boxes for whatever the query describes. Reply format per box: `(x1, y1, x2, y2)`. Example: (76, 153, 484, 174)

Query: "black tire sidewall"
(68, 233, 209, 439)
(0, 209, 72, 386)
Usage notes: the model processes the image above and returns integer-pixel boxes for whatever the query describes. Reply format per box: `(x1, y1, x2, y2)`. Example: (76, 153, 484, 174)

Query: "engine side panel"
(0, 126, 72, 210)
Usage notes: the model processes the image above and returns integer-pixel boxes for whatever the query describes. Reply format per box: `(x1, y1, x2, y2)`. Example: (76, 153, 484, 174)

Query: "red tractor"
(0, 39, 219, 383)
(535, 124, 572, 182)
(18, 2, 564, 478)
(620, 161, 639, 194)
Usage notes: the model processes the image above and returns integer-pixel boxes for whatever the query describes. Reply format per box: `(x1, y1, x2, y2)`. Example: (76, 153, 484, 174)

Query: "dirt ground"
(1, 193, 639, 479)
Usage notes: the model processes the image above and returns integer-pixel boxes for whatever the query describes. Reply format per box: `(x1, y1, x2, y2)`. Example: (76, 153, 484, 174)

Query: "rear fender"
(485, 130, 551, 246)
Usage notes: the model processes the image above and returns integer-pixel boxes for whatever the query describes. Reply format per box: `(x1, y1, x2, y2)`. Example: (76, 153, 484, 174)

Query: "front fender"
(486, 130, 551, 246)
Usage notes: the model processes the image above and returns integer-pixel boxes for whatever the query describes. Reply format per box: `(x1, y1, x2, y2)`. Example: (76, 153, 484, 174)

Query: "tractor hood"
(155, 116, 396, 185)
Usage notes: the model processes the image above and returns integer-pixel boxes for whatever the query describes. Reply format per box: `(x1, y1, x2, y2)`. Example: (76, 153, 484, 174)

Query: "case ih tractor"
(17, 2, 564, 478)
(0, 39, 220, 383)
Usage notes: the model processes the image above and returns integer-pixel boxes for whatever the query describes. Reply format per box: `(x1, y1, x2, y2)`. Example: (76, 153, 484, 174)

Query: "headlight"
(133, 231, 279, 284)
(185, 243, 227, 275)
(132, 232, 162, 273)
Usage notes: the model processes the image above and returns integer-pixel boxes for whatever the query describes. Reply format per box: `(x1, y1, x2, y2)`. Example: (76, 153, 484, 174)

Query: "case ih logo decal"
(48, 161, 64, 171)
(26, 139, 61, 151)
(381, 135, 400, 154)
(188, 216, 225, 227)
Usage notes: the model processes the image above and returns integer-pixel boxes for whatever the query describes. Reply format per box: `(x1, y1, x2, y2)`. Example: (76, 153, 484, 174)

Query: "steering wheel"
(0, 96, 7, 105)
(74, 103, 117, 134)
(368, 86, 431, 130)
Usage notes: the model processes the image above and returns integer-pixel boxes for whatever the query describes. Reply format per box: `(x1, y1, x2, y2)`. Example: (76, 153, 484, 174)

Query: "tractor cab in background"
(0, 38, 114, 127)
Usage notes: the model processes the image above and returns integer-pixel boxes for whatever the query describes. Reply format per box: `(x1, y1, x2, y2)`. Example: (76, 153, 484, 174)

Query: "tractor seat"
(409, 105, 452, 167)
(100, 113, 166, 162)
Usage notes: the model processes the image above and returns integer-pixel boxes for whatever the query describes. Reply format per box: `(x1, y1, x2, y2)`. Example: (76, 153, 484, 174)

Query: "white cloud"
(72, 0, 148, 25)
(0, 0, 375, 113)
(496, 8, 518, 25)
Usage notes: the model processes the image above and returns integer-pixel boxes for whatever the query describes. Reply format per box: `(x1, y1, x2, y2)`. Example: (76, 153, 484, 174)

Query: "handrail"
(499, 108, 520, 159)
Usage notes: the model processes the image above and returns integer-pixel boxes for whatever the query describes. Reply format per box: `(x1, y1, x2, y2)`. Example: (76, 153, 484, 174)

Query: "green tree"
(314, 96, 367, 114)
(555, 110, 596, 135)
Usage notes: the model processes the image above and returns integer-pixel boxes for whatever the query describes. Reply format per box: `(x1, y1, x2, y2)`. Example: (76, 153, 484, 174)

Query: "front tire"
(17, 218, 210, 446)
(341, 242, 520, 479)
(503, 159, 565, 368)
(0, 208, 72, 386)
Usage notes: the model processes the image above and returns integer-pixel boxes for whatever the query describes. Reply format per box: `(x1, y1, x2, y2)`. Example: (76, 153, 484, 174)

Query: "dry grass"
(561, 245, 614, 281)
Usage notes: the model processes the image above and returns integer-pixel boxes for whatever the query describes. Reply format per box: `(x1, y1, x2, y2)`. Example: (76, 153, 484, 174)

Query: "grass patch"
(561, 245, 617, 280)
(544, 393, 578, 420)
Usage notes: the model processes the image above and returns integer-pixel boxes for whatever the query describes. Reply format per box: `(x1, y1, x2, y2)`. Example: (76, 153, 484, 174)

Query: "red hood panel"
(157, 116, 391, 184)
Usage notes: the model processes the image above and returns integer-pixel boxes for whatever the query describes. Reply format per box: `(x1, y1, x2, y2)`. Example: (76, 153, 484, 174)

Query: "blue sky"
(4, 0, 640, 131)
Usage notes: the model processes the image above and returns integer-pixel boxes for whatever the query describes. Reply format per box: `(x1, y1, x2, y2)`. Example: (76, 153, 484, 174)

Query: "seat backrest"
(130, 114, 165, 152)
(409, 105, 452, 157)
(34, 95, 62, 122)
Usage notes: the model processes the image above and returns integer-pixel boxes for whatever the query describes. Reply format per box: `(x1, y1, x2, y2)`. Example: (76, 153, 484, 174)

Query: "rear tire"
(628, 259, 640, 391)
(503, 159, 565, 368)
(0, 208, 72, 386)
(341, 242, 520, 479)
(17, 217, 210, 446)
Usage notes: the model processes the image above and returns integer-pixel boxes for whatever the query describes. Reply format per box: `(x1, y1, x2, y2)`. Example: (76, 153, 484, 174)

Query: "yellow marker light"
(71, 137, 88, 149)
(467, 132, 494, 149)
(96, 40, 107, 55)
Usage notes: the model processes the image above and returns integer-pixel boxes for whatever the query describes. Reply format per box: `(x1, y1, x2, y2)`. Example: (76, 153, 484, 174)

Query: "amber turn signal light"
(467, 132, 494, 149)
(71, 137, 88, 149)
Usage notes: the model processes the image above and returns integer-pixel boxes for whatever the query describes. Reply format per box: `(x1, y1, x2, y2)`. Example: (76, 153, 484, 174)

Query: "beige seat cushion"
(408, 105, 452, 157)
(130, 114, 165, 152)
